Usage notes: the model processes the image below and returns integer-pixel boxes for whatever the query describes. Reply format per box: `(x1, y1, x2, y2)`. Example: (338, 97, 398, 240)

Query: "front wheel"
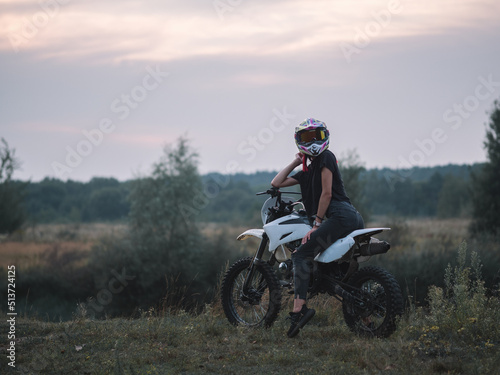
(342, 266, 403, 338)
(221, 257, 282, 327)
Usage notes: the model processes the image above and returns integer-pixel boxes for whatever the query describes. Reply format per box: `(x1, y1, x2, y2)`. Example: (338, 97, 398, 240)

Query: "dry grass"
(0, 241, 94, 268)
(368, 216, 470, 238)
(200, 222, 249, 240)
(19, 222, 128, 243)
(404, 217, 470, 239)
(0, 223, 128, 269)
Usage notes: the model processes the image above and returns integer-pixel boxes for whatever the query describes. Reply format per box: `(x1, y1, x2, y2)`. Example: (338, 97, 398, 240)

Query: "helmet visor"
(296, 129, 328, 144)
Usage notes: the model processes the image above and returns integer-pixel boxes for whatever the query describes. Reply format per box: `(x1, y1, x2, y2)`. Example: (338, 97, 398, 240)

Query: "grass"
(0, 223, 128, 268)
(2, 249, 499, 375)
(1, 220, 499, 374)
(0, 222, 250, 270)
(0, 241, 94, 269)
(1, 296, 499, 375)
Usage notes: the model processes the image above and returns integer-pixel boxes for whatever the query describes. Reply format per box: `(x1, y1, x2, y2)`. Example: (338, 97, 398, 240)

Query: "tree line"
(0, 162, 482, 232)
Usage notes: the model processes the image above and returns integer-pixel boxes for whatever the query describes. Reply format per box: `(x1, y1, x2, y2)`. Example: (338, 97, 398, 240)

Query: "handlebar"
(256, 187, 279, 197)
(256, 187, 301, 198)
(256, 187, 305, 220)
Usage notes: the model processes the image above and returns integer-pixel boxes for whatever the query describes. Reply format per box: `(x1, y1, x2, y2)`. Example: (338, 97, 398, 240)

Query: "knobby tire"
(341, 265, 403, 338)
(221, 257, 282, 328)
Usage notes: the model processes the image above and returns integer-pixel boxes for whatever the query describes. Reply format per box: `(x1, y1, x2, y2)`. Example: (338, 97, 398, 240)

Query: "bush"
(406, 242, 500, 360)
(0, 138, 25, 234)
(79, 138, 248, 317)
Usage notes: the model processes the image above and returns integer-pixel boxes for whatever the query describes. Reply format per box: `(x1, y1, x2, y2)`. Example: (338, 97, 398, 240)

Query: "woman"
(271, 118, 364, 338)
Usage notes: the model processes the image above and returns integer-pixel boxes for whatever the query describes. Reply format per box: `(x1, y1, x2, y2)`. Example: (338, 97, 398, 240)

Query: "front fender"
(237, 229, 264, 241)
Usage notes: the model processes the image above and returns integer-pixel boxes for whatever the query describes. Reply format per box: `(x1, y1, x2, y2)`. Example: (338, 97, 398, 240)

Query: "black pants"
(292, 201, 364, 300)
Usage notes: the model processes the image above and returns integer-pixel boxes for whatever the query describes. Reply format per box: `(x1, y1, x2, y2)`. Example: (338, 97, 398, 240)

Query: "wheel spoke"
(233, 266, 271, 325)
(347, 279, 388, 333)
(252, 306, 262, 321)
(342, 266, 403, 338)
(222, 257, 281, 328)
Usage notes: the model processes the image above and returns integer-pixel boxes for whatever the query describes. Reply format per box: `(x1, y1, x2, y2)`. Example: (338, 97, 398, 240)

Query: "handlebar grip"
(256, 187, 280, 196)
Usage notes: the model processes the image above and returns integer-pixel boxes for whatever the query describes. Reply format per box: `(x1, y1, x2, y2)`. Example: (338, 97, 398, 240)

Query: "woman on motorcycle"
(271, 118, 364, 338)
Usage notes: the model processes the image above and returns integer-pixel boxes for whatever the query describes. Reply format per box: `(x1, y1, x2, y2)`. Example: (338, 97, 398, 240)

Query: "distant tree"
(362, 170, 388, 215)
(416, 172, 443, 216)
(437, 175, 470, 218)
(392, 179, 416, 216)
(88, 187, 129, 221)
(24, 178, 67, 222)
(88, 177, 121, 190)
(470, 100, 500, 236)
(199, 180, 256, 224)
(129, 138, 202, 254)
(338, 149, 369, 220)
(125, 137, 206, 308)
(0, 138, 25, 234)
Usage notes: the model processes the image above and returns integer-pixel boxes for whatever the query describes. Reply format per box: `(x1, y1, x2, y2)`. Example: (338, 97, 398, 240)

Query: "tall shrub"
(407, 242, 500, 359)
(126, 138, 205, 305)
(0, 138, 25, 233)
(470, 99, 500, 237)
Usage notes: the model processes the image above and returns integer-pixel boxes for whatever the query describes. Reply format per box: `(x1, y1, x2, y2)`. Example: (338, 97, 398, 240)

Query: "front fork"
(242, 234, 269, 293)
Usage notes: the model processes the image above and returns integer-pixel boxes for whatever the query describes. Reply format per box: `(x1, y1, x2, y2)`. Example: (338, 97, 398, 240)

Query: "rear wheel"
(221, 257, 282, 327)
(342, 266, 403, 338)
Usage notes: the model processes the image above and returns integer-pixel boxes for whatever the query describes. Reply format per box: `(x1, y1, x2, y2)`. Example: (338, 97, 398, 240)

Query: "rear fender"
(314, 227, 391, 263)
(349, 228, 391, 241)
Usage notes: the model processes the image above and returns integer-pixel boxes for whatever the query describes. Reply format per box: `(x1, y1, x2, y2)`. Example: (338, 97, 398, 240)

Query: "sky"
(1, 0, 500, 182)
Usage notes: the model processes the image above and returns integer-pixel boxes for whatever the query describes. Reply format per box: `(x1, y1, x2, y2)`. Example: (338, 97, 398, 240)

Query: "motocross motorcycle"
(221, 187, 404, 337)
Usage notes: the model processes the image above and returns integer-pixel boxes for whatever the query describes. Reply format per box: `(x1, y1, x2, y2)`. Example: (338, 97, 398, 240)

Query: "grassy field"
(0, 223, 128, 268)
(1, 219, 499, 374)
(1, 297, 499, 375)
(0, 218, 470, 268)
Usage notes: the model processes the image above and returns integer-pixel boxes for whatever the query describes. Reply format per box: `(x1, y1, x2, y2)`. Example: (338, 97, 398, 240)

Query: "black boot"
(287, 305, 315, 338)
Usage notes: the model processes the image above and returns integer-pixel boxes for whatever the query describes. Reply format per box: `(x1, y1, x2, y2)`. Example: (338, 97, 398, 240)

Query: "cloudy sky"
(1, 0, 499, 182)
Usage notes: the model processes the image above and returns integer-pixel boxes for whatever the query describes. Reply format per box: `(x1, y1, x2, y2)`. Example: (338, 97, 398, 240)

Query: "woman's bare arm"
(271, 153, 302, 188)
(315, 167, 333, 222)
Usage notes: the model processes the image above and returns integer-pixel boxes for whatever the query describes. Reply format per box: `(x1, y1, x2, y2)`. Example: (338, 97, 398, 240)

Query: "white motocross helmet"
(294, 118, 330, 157)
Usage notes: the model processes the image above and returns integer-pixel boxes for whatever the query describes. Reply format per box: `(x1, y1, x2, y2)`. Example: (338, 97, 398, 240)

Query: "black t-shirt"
(291, 150, 351, 217)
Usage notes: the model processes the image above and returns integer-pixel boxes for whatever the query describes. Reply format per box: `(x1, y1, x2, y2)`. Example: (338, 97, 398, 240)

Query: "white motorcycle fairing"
(236, 227, 295, 263)
(263, 213, 311, 251)
(236, 213, 310, 251)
